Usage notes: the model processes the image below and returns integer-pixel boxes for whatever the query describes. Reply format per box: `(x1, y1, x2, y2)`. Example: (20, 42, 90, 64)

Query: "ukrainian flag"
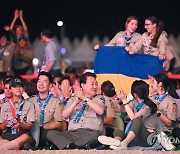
(94, 46, 164, 94)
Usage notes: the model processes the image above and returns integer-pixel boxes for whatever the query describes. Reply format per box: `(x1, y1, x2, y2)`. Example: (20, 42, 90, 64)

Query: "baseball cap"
(17, 35, 27, 42)
(10, 78, 24, 87)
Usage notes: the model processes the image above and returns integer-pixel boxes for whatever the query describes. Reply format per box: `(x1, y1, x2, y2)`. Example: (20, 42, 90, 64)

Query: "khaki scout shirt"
(155, 95, 177, 132)
(66, 94, 105, 131)
(103, 96, 116, 118)
(134, 31, 168, 56)
(29, 95, 63, 125)
(106, 31, 142, 53)
(128, 100, 160, 131)
(128, 100, 151, 119)
(0, 43, 14, 72)
(0, 98, 35, 127)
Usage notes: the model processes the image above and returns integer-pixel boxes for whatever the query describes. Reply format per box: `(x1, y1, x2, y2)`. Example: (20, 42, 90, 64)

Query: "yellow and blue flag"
(94, 46, 164, 94)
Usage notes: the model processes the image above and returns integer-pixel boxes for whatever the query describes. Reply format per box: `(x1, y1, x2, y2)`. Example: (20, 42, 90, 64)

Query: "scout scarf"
(124, 31, 133, 46)
(73, 94, 98, 124)
(36, 94, 52, 126)
(125, 101, 145, 134)
(154, 92, 168, 105)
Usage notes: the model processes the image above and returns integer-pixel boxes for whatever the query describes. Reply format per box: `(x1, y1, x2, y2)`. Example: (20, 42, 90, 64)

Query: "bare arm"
(10, 9, 19, 30)
(43, 121, 61, 130)
(116, 90, 142, 120)
(45, 60, 56, 72)
(19, 10, 29, 35)
(86, 99, 104, 115)
(158, 112, 172, 127)
(104, 117, 114, 126)
(62, 97, 80, 119)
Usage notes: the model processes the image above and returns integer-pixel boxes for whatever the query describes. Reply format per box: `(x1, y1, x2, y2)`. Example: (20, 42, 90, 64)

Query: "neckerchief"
(73, 94, 98, 124)
(124, 31, 133, 46)
(36, 94, 52, 126)
(154, 92, 168, 105)
(125, 100, 145, 134)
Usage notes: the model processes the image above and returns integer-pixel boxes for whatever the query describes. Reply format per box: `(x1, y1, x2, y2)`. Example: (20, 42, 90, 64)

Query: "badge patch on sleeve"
(110, 100, 114, 109)
(172, 103, 177, 112)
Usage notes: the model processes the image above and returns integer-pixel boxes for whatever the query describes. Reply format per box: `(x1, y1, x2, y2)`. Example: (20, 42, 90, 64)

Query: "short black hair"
(101, 80, 116, 97)
(79, 72, 96, 87)
(41, 29, 53, 38)
(65, 66, 77, 74)
(38, 71, 53, 83)
(59, 75, 72, 86)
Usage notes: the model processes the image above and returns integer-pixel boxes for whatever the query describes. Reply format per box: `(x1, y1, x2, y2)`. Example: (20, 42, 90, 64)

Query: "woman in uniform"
(94, 16, 142, 54)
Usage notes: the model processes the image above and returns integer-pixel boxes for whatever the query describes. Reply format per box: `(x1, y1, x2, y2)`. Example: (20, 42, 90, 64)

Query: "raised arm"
(10, 9, 19, 31)
(19, 9, 29, 36)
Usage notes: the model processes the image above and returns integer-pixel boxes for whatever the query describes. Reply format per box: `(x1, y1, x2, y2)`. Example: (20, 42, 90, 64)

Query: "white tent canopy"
(66, 36, 96, 62)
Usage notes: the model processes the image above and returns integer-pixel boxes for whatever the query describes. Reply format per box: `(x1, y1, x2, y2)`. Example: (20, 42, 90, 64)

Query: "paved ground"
(0, 150, 179, 154)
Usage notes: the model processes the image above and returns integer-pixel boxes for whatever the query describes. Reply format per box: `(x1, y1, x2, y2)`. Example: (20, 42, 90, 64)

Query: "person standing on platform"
(94, 16, 142, 54)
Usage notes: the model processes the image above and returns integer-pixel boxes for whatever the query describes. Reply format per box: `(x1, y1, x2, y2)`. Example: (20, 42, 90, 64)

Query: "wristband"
(123, 102, 129, 106)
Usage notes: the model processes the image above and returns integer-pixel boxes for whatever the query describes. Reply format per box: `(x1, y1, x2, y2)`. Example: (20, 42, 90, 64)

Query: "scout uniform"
(29, 95, 63, 125)
(0, 98, 35, 141)
(113, 99, 162, 147)
(67, 94, 105, 131)
(124, 99, 162, 134)
(103, 95, 116, 125)
(28, 94, 63, 147)
(46, 94, 106, 150)
(152, 93, 178, 132)
(104, 96, 116, 119)
(136, 31, 168, 56)
(0, 43, 14, 73)
(106, 31, 142, 53)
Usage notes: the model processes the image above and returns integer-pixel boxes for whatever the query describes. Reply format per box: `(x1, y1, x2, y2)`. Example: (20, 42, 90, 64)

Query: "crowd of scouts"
(0, 70, 179, 151)
(0, 11, 180, 151)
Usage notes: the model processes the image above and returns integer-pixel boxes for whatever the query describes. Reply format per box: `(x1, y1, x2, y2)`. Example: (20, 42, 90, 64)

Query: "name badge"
(11, 128, 17, 134)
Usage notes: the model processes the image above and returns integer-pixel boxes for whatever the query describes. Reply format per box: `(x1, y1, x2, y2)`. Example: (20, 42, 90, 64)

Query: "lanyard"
(0, 47, 5, 59)
(154, 92, 168, 105)
(10, 97, 25, 119)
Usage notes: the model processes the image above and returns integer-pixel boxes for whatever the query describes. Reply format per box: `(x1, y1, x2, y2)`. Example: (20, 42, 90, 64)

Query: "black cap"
(10, 78, 24, 87)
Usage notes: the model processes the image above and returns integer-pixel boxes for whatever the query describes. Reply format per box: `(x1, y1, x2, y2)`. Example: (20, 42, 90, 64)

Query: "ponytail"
(144, 96, 157, 114)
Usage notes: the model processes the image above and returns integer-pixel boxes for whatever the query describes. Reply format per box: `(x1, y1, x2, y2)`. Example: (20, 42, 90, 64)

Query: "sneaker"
(98, 135, 121, 146)
(157, 132, 175, 151)
(110, 142, 127, 150)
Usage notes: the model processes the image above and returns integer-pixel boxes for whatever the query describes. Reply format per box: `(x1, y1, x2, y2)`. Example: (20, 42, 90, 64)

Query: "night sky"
(0, 0, 179, 42)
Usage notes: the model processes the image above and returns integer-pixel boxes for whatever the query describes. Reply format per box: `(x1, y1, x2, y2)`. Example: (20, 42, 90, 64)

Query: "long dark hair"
(131, 80, 157, 114)
(154, 73, 179, 99)
(146, 16, 164, 47)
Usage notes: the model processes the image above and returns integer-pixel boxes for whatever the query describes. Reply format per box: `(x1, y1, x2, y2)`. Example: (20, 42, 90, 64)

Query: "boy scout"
(0, 78, 35, 150)
(46, 72, 106, 149)
(29, 71, 63, 148)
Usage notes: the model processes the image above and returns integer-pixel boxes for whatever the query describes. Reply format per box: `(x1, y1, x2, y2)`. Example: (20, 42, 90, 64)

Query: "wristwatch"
(157, 112, 161, 117)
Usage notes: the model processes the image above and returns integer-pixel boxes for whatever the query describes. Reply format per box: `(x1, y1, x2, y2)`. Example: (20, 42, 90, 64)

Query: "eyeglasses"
(144, 24, 151, 27)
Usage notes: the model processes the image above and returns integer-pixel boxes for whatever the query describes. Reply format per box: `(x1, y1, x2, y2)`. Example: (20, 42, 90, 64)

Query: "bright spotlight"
(32, 58, 39, 66)
(57, 21, 63, 27)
